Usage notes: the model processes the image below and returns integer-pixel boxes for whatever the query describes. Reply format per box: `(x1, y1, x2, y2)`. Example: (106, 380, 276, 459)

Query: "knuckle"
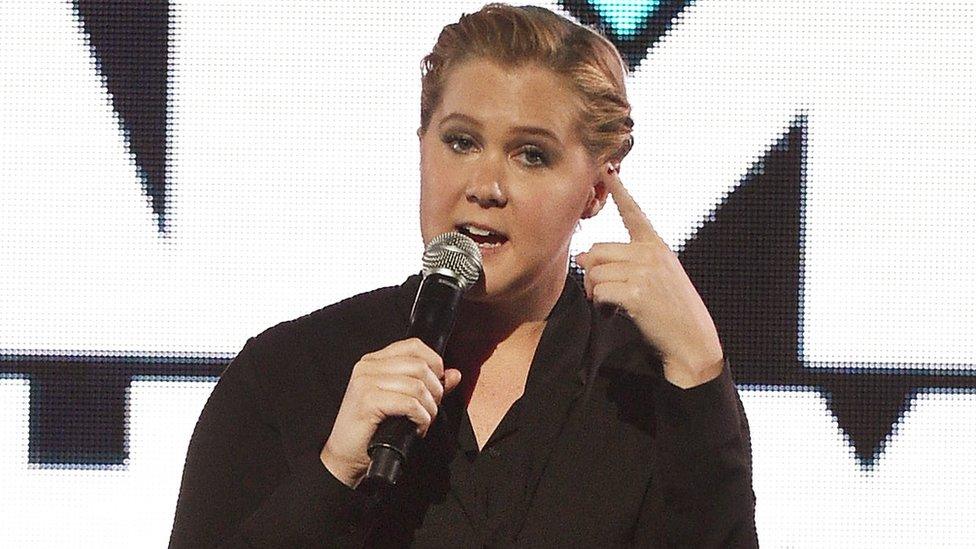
(408, 337, 427, 354)
(425, 391, 439, 412)
(352, 359, 369, 375)
(410, 358, 429, 377)
(431, 380, 445, 401)
(393, 393, 412, 415)
(416, 401, 432, 423)
(413, 378, 427, 397)
(347, 373, 368, 393)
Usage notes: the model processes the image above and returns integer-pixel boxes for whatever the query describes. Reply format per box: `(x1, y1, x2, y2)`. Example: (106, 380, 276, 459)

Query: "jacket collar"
(391, 271, 653, 539)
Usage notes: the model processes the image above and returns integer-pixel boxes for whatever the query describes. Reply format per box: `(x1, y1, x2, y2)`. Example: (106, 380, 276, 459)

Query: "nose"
(465, 157, 508, 208)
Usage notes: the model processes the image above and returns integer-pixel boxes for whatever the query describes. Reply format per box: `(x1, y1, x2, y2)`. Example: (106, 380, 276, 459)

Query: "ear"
(581, 177, 609, 219)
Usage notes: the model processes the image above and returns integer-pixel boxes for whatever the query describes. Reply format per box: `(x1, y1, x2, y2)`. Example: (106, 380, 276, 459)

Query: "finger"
(362, 358, 445, 403)
(443, 369, 463, 394)
(366, 338, 445, 379)
(586, 262, 633, 284)
(371, 376, 440, 418)
(575, 242, 638, 269)
(582, 261, 631, 299)
(606, 164, 658, 243)
(590, 280, 638, 310)
(373, 390, 434, 436)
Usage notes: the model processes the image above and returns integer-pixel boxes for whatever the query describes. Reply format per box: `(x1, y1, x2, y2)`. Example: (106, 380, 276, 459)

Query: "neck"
(446, 270, 566, 405)
(453, 268, 567, 344)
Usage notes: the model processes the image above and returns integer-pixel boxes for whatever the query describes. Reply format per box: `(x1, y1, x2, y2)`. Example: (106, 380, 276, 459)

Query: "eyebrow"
(437, 112, 563, 145)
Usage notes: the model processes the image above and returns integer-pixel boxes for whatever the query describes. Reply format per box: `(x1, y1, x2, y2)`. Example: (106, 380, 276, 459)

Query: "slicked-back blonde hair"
(420, 3, 634, 165)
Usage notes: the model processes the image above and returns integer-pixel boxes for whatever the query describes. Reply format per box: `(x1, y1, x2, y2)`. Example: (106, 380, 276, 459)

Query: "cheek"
(548, 180, 591, 221)
(419, 146, 454, 197)
(418, 180, 440, 237)
(418, 157, 456, 241)
(521, 186, 587, 244)
(419, 167, 451, 213)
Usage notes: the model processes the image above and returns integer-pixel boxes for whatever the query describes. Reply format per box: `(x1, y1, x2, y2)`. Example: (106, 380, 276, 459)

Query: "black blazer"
(169, 274, 758, 547)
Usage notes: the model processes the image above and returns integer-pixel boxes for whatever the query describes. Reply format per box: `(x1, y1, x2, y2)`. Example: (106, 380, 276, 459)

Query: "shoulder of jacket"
(249, 282, 407, 353)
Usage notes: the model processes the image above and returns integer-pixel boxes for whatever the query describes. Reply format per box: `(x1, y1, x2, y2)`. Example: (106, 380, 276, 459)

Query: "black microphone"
(364, 231, 483, 487)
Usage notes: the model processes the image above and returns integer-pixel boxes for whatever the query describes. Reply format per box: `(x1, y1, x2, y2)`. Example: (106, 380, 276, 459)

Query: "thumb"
(443, 369, 463, 394)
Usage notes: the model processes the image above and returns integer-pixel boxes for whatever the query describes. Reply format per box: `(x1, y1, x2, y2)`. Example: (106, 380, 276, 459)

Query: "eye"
(517, 146, 549, 167)
(443, 133, 477, 154)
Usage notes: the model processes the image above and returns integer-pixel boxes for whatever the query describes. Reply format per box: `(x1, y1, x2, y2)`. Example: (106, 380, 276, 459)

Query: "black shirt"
(169, 274, 758, 547)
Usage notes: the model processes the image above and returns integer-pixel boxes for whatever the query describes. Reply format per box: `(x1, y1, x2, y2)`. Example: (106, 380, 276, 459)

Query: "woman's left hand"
(575, 164, 724, 389)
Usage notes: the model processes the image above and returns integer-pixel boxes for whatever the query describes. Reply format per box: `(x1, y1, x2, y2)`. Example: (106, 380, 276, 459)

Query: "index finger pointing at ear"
(606, 165, 658, 243)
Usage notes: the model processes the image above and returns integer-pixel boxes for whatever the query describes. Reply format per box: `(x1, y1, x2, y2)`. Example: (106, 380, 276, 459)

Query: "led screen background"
(1, 0, 974, 546)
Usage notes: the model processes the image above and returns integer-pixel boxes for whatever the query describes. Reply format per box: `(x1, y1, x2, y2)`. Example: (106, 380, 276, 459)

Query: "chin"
(467, 265, 543, 304)
(462, 277, 504, 303)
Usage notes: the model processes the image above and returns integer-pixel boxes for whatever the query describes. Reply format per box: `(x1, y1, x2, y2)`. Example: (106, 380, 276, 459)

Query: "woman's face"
(419, 58, 607, 304)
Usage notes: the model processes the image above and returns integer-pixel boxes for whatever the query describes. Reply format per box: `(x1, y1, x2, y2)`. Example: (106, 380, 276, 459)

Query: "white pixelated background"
(1, 1, 974, 547)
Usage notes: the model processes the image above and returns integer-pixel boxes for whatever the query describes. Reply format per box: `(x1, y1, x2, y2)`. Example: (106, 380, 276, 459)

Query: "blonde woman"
(171, 4, 757, 547)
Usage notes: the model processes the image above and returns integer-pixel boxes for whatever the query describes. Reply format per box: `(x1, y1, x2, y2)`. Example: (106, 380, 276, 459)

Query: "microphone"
(364, 231, 483, 487)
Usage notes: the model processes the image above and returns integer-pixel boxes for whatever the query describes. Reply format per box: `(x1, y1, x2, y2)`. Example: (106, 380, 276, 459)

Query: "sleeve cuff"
(239, 449, 370, 545)
(653, 357, 747, 454)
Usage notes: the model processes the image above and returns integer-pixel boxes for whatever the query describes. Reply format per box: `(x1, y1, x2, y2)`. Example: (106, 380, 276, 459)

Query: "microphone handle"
(364, 274, 463, 487)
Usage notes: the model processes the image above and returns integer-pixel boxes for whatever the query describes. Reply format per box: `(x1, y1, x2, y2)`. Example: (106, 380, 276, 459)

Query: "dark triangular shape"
(678, 117, 808, 381)
(560, 1, 694, 71)
(74, 1, 170, 233)
(822, 376, 916, 470)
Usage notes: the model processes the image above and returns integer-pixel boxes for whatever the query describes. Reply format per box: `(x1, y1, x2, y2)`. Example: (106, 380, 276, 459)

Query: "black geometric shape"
(73, 1, 171, 233)
(673, 115, 976, 469)
(29, 362, 129, 465)
(1, 355, 226, 467)
(679, 116, 808, 382)
(821, 374, 917, 468)
(560, 0, 694, 71)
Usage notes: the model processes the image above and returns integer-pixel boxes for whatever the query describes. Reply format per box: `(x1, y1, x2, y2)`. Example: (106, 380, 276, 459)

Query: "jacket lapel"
(507, 281, 654, 541)
(499, 277, 593, 538)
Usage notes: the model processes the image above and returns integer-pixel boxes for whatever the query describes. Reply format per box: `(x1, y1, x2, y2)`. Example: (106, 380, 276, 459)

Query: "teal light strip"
(589, 0, 661, 37)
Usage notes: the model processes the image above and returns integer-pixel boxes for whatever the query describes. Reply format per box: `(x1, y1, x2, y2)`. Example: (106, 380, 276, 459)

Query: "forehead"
(433, 59, 583, 139)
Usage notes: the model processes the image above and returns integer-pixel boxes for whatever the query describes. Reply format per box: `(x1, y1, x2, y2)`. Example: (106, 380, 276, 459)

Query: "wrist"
(319, 442, 364, 488)
(663, 352, 724, 389)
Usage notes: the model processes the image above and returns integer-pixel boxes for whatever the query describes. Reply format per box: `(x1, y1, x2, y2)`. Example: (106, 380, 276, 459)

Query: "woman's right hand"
(319, 338, 463, 488)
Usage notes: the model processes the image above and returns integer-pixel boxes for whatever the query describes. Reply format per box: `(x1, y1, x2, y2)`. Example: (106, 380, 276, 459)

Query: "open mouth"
(456, 223, 509, 249)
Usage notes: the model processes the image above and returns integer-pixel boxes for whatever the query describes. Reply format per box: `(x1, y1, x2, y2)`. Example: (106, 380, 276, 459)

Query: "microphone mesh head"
(422, 231, 483, 291)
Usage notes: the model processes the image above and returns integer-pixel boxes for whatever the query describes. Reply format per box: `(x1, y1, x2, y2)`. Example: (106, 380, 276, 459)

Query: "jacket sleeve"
(168, 338, 371, 548)
(633, 357, 759, 548)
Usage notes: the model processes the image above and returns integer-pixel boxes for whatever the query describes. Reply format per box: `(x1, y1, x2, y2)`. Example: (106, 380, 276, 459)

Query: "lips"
(456, 223, 509, 248)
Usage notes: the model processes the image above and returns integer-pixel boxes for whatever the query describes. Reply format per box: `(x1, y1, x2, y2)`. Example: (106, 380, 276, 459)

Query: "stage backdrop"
(2, 1, 974, 546)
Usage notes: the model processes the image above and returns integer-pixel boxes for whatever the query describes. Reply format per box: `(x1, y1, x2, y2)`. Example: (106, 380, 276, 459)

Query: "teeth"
(464, 225, 493, 237)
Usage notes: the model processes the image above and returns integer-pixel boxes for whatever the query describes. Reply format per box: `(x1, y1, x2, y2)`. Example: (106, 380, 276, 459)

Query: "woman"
(170, 4, 757, 547)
